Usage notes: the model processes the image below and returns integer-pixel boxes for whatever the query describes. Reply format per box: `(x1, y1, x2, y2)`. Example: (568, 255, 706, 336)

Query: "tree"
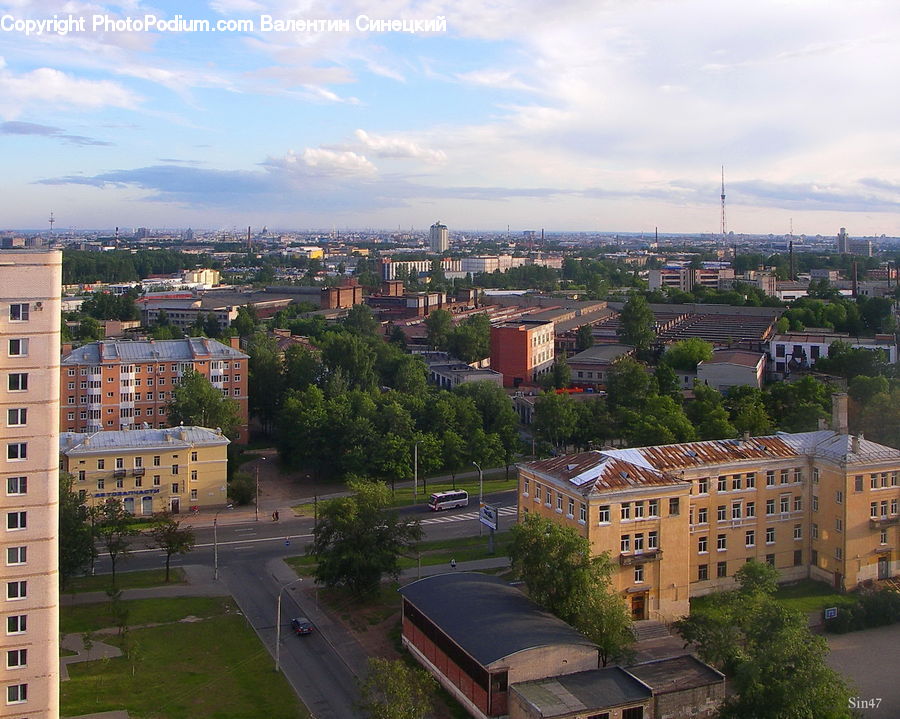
(283, 344, 321, 391)
(167, 369, 242, 438)
(575, 324, 595, 351)
(148, 512, 196, 582)
(344, 304, 380, 337)
(661, 338, 713, 371)
(59, 473, 95, 588)
(653, 363, 681, 401)
(446, 313, 491, 364)
(95, 499, 139, 587)
(765, 376, 831, 433)
(687, 384, 737, 440)
(320, 333, 378, 392)
(231, 304, 258, 337)
(616, 294, 656, 353)
(310, 479, 423, 595)
(357, 657, 436, 719)
(247, 332, 284, 435)
(725, 386, 774, 437)
(533, 392, 578, 450)
(606, 356, 652, 411)
(508, 514, 633, 666)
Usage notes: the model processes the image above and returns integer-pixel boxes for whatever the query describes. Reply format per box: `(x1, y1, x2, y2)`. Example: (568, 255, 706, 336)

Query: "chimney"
(230, 336, 241, 350)
(831, 392, 849, 434)
(851, 435, 860, 454)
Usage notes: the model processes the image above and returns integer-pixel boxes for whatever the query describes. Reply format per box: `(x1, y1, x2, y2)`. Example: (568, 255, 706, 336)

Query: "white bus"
(427, 490, 469, 511)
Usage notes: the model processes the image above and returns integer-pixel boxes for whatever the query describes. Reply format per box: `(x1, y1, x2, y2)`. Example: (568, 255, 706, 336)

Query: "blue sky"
(2, 0, 900, 234)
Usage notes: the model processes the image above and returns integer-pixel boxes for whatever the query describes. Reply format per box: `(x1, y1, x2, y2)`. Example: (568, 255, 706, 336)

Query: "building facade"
(518, 402, 899, 622)
(769, 332, 897, 376)
(60, 338, 249, 442)
(0, 249, 62, 719)
(60, 426, 229, 514)
(429, 221, 449, 253)
(490, 320, 555, 388)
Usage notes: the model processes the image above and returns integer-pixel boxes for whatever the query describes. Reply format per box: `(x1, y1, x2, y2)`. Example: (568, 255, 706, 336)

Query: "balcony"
(132, 467, 145, 477)
(619, 548, 663, 566)
(869, 516, 899, 529)
(113, 469, 126, 479)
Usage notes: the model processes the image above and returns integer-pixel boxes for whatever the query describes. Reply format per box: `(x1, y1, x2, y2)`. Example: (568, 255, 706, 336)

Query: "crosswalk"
(423, 505, 518, 525)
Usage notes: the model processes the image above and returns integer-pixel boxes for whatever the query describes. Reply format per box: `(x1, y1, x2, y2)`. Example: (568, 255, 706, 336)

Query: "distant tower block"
(429, 221, 449, 253)
(719, 166, 727, 242)
(837, 227, 850, 254)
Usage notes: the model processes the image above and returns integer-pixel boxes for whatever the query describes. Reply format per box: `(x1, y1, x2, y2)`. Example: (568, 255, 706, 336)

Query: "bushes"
(825, 590, 900, 633)
(228, 472, 256, 506)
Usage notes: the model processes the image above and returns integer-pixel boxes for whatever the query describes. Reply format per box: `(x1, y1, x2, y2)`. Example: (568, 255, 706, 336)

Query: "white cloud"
(354, 129, 446, 163)
(209, 0, 264, 13)
(289, 148, 377, 177)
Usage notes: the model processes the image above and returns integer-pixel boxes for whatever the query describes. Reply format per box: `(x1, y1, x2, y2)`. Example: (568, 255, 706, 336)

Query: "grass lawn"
(61, 613, 307, 719)
(284, 554, 317, 577)
(63, 568, 186, 595)
(691, 579, 858, 615)
(399, 533, 512, 570)
(317, 583, 401, 633)
(290, 469, 515, 515)
(61, 596, 235, 635)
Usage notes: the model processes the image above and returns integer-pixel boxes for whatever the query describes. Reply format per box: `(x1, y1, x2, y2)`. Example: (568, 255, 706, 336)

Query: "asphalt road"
(89, 489, 518, 718)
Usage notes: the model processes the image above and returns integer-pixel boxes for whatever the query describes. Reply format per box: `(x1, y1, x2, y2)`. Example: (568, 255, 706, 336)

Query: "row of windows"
(870, 499, 898, 518)
(691, 495, 802, 524)
(67, 388, 241, 405)
(83, 474, 199, 490)
(697, 552, 803, 580)
(695, 468, 804, 494)
(83, 452, 198, 470)
(855, 473, 899, 491)
(67, 361, 239, 377)
(66, 375, 241, 390)
(697, 524, 800, 553)
(523, 479, 681, 521)
(619, 531, 659, 553)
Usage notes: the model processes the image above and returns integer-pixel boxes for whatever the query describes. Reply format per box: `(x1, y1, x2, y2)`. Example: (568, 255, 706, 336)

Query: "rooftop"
(512, 668, 651, 717)
(625, 655, 724, 694)
(698, 349, 766, 367)
(60, 426, 230, 454)
(523, 453, 684, 494)
(62, 338, 248, 365)
(568, 343, 634, 364)
(399, 573, 596, 667)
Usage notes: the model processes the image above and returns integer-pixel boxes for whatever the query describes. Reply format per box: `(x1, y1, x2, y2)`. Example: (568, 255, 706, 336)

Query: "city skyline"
(2, 1, 900, 234)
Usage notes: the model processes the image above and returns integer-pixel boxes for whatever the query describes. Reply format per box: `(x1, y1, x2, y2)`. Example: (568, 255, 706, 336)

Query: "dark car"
(290, 617, 314, 636)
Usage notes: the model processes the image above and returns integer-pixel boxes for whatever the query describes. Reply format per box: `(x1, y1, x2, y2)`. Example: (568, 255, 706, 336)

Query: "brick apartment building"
(518, 395, 899, 622)
(490, 320, 555, 388)
(60, 338, 250, 442)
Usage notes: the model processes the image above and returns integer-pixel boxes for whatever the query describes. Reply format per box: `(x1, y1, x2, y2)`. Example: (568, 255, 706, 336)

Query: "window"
(556, 493, 562, 512)
(6, 409, 26, 426)
(7, 373, 27, 391)
(835, 547, 843, 560)
(717, 476, 727, 492)
(579, 503, 586, 523)
(892, 499, 898, 515)
(634, 533, 644, 552)
(716, 505, 726, 521)
(6, 443, 26, 460)
(115, 477, 124, 489)
(9, 303, 29, 322)
(621, 503, 631, 520)
(812, 523, 818, 539)
(881, 472, 888, 488)
(836, 490, 843, 504)
(766, 499, 775, 515)
(732, 475, 742, 491)
(6, 477, 26, 495)
(153, 475, 161, 486)
(6, 512, 26, 530)
(7, 339, 28, 356)
(7, 581, 26, 599)
(717, 561, 727, 578)
(523, 478, 529, 495)
(648, 531, 658, 550)
(812, 549, 819, 566)
(6, 683, 26, 704)
(766, 470, 775, 487)
(793, 524, 802, 540)
(191, 451, 198, 462)
(622, 707, 644, 719)
(793, 496, 802, 512)
(6, 547, 26, 565)
(780, 496, 790, 513)
(621, 535, 631, 553)
(7, 648, 26, 668)
(813, 468, 819, 484)
(870, 473, 878, 489)
(669, 497, 680, 515)
(135, 476, 142, 488)
(793, 468, 802, 483)
(780, 469, 789, 485)
(746, 473, 756, 489)
(698, 564, 708, 581)
(190, 489, 198, 500)
(97, 479, 104, 490)
(745, 530, 756, 547)
(6, 615, 25, 634)
(697, 478, 709, 494)
(698, 536, 708, 553)
(717, 534, 726, 551)
(775, 343, 785, 357)
(765, 527, 775, 544)
(732, 502, 742, 520)
(881, 529, 888, 545)
(793, 549, 803, 566)
(567, 497, 574, 517)
(172, 464, 179, 476)
(153, 455, 161, 466)
(544, 488, 551, 505)
(171, 483, 180, 495)
(598, 505, 610, 523)
(746, 502, 755, 518)
(870, 502, 878, 519)
(634, 502, 644, 519)
(766, 553, 776, 566)
(812, 495, 819, 512)
(835, 518, 843, 533)
(634, 565, 644, 583)
(697, 507, 708, 524)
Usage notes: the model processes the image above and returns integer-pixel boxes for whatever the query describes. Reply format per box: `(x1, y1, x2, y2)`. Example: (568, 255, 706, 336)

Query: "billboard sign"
(479, 503, 498, 530)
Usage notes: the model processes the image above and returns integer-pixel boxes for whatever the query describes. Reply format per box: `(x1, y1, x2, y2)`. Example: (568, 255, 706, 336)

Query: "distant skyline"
(2, 1, 900, 235)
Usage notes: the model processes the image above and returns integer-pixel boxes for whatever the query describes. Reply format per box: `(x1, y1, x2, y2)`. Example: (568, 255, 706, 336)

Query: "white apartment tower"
(0, 250, 61, 719)
(429, 221, 449, 253)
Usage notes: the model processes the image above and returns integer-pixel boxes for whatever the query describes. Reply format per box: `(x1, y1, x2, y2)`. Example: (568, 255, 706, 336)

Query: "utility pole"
(472, 461, 483, 537)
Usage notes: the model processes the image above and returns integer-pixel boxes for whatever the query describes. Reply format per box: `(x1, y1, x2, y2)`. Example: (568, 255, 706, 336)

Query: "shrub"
(825, 590, 900, 633)
(228, 472, 255, 506)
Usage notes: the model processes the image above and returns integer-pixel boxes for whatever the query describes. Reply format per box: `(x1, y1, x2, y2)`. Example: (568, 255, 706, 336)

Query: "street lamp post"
(413, 440, 420, 503)
(275, 577, 303, 672)
(255, 456, 266, 522)
(213, 510, 222, 581)
(472, 461, 483, 537)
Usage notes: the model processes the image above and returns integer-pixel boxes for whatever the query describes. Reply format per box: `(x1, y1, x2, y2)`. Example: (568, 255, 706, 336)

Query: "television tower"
(719, 166, 726, 243)
(48, 211, 55, 235)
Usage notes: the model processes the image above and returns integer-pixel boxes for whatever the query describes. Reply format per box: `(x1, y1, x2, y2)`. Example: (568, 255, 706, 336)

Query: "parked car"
(290, 617, 314, 636)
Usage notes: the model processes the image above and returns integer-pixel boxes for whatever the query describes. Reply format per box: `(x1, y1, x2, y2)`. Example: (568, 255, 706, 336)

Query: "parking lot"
(826, 623, 900, 717)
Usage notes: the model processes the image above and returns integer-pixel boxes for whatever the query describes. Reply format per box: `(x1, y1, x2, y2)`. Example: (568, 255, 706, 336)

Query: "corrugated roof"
(522, 452, 684, 492)
(700, 350, 765, 367)
(605, 436, 799, 471)
(62, 338, 248, 364)
(60, 426, 229, 454)
(399, 573, 596, 667)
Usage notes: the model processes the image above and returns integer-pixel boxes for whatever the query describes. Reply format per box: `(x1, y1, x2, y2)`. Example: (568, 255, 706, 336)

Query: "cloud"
(209, 0, 264, 13)
(0, 60, 139, 119)
(282, 148, 377, 177)
(0, 120, 112, 145)
(353, 129, 446, 163)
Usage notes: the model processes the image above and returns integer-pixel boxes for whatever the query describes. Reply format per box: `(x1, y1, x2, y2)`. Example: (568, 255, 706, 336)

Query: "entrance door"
(141, 496, 153, 515)
(631, 594, 646, 621)
(170, 497, 180, 514)
(834, 572, 843, 591)
(878, 557, 890, 580)
(123, 497, 135, 514)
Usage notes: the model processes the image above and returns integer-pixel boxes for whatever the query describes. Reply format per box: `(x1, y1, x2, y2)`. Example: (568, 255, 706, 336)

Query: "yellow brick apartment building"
(60, 426, 229, 515)
(518, 399, 899, 622)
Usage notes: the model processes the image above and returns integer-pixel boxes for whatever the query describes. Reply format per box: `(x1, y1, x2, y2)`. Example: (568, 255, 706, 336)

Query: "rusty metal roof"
(610, 436, 799, 471)
(522, 452, 685, 493)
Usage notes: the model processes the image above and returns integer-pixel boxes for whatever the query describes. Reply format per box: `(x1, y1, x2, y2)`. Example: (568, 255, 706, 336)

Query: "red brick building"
(60, 337, 249, 442)
(490, 320, 555, 388)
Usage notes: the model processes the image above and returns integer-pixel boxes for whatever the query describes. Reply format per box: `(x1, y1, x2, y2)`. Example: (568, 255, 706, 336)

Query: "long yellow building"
(60, 426, 229, 515)
(518, 397, 899, 622)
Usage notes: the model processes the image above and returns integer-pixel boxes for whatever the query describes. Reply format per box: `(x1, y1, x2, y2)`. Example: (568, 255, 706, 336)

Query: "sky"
(2, 0, 900, 235)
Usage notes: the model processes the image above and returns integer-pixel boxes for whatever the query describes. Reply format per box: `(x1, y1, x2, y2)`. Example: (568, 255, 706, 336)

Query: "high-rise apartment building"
(0, 249, 62, 719)
(60, 338, 250, 443)
(429, 221, 449, 253)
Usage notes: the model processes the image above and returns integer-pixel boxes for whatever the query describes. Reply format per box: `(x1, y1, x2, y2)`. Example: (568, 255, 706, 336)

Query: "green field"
(61, 596, 234, 635)
(690, 579, 858, 615)
(63, 568, 186, 594)
(61, 597, 308, 719)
